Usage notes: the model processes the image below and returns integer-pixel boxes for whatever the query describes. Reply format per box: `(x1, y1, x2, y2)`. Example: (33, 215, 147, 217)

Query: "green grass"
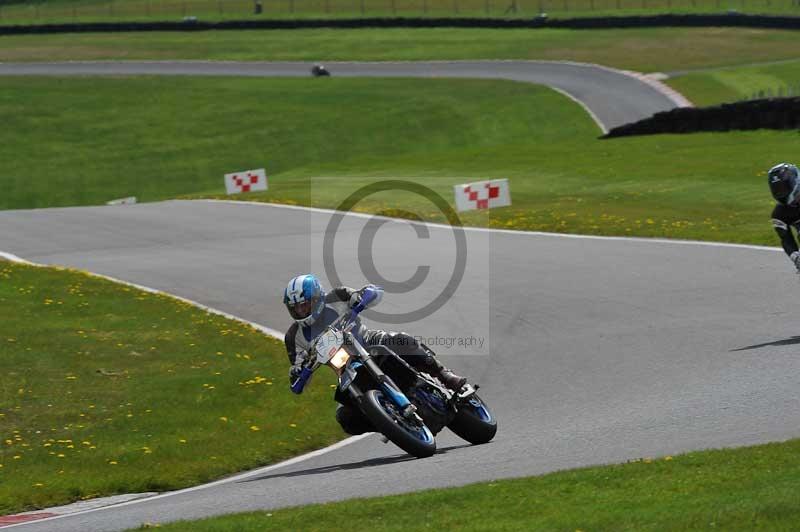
(0, 261, 343, 515)
(0, 76, 792, 246)
(3, 27, 800, 72)
(142, 438, 800, 531)
(667, 58, 800, 105)
(2, 0, 800, 25)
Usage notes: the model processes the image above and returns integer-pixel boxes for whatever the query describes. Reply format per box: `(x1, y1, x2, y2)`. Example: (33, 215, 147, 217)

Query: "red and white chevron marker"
(0, 512, 57, 526)
(454, 178, 511, 212)
(224, 168, 268, 195)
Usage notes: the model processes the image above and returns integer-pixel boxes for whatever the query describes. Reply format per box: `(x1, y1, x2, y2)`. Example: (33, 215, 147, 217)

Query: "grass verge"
(1, 27, 800, 72)
(3, 0, 800, 25)
(0, 261, 342, 515)
(141, 438, 800, 530)
(0, 76, 792, 246)
(666, 58, 800, 105)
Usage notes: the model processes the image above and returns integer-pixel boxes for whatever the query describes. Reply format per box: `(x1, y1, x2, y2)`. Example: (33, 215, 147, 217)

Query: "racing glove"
(348, 288, 363, 308)
(349, 284, 384, 309)
(288, 351, 309, 384)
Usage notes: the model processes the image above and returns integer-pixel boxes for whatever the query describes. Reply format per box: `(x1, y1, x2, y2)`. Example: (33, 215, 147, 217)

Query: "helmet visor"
(287, 298, 315, 320)
(772, 179, 795, 204)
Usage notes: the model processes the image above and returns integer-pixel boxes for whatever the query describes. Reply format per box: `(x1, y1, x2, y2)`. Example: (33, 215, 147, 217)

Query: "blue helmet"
(283, 274, 326, 327)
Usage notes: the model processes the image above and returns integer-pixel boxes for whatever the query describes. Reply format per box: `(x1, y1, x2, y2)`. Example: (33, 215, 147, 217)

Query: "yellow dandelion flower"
(289, 423, 297, 428)
(219, 417, 228, 422)
(179, 439, 187, 443)
(109, 461, 118, 465)
(13, 455, 21, 460)
(249, 425, 260, 431)
(57, 454, 65, 458)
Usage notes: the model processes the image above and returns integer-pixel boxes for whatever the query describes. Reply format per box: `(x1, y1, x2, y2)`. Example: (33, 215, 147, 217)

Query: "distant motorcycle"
(291, 286, 497, 458)
(311, 64, 331, 77)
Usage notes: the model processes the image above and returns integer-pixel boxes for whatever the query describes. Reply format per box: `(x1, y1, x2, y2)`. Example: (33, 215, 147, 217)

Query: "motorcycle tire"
(448, 393, 497, 445)
(361, 389, 436, 458)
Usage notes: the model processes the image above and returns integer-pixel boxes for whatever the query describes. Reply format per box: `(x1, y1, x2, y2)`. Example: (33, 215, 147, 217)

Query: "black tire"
(361, 389, 436, 458)
(448, 394, 497, 445)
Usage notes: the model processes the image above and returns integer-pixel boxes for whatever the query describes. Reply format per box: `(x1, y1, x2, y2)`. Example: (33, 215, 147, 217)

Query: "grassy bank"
(143, 437, 800, 530)
(0, 76, 790, 246)
(2, 0, 800, 25)
(667, 58, 800, 105)
(1, 27, 800, 72)
(0, 261, 342, 515)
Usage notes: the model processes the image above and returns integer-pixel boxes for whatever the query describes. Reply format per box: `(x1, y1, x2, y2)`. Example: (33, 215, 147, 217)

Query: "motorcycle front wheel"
(361, 389, 436, 458)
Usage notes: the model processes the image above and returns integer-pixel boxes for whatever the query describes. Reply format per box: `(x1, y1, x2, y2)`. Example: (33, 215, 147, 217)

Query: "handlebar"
(290, 285, 383, 395)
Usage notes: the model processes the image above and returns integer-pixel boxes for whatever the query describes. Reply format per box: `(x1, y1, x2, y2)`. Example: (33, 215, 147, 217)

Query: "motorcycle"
(291, 286, 497, 458)
(311, 64, 331, 77)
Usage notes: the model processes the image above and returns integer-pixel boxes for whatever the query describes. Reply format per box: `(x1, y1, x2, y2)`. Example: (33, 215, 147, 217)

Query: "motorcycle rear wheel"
(362, 389, 436, 458)
(448, 393, 497, 445)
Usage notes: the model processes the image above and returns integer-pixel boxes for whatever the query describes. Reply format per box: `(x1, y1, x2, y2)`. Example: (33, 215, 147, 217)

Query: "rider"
(283, 274, 467, 435)
(769, 163, 800, 272)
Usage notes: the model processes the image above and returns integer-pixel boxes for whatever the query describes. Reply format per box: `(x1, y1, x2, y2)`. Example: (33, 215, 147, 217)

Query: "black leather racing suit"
(284, 286, 445, 435)
(771, 203, 800, 258)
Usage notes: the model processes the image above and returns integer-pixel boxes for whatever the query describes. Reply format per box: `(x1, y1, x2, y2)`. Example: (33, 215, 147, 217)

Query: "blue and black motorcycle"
(291, 286, 497, 458)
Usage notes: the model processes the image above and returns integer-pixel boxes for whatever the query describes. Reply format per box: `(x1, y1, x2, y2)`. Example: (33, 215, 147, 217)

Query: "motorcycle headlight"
(329, 348, 351, 370)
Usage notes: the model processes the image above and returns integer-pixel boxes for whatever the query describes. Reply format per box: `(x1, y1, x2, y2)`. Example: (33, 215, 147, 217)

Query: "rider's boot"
(420, 345, 467, 391)
(437, 368, 467, 392)
(336, 404, 374, 435)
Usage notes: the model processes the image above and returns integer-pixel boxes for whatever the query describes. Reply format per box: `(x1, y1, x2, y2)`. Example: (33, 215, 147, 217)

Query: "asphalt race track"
(2, 200, 800, 530)
(0, 60, 685, 132)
